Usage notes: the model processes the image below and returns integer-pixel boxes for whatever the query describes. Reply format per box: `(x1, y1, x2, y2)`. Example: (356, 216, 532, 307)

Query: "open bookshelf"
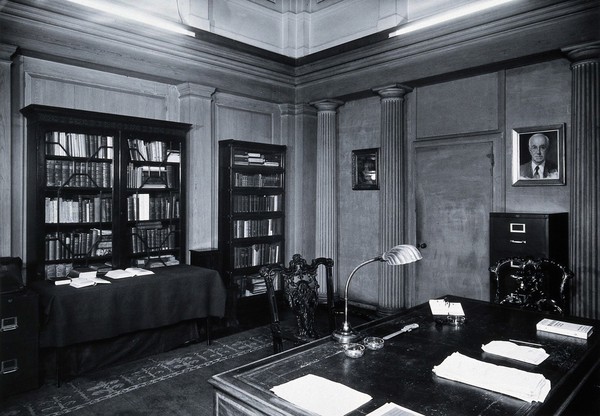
(218, 140, 286, 309)
(22, 105, 190, 281)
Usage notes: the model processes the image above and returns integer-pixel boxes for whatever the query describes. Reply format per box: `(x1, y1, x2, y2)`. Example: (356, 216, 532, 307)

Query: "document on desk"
(482, 340, 549, 365)
(271, 374, 372, 416)
(433, 352, 551, 402)
(366, 402, 424, 416)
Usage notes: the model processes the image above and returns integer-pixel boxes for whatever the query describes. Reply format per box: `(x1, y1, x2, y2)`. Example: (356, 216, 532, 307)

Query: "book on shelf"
(536, 318, 594, 339)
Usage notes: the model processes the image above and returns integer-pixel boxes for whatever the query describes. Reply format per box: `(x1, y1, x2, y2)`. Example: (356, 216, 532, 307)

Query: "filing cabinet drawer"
(489, 212, 568, 264)
(0, 290, 39, 397)
(0, 340, 39, 397)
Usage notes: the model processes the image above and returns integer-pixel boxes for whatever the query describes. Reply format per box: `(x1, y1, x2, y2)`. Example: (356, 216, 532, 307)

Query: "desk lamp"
(332, 244, 422, 343)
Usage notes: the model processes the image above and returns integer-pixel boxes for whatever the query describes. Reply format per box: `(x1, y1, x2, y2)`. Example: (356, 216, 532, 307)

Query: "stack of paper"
(432, 352, 551, 402)
(482, 340, 549, 365)
(271, 374, 372, 416)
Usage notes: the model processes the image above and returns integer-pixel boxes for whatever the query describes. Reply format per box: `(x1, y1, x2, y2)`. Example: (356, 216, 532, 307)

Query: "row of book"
(239, 273, 281, 297)
(46, 159, 113, 188)
(132, 254, 180, 268)
(126, 165, 177, 189)
(233, 194, 282, 213)
(233, 218, 282, 239)
(233, 242, 281, 269)
(45, 196, 112, 224)
(233, 151, 281, 167)
(130, 222, 177, 253)
(126, 194, 180, 221)
(234, 172, 282, 188)
(45, 229, 112, 260)
(45, 132, 114, 159)
(128, 139, 180, 163)
(45, 262, 74, 279)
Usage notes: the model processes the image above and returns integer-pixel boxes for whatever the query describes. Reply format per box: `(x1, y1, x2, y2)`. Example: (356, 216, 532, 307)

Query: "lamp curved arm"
(342, 257, 380, 321)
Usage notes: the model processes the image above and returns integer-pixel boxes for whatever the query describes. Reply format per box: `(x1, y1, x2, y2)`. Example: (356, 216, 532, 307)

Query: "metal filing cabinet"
(0, 290, 39, 397)
(489, 212, 569, 302)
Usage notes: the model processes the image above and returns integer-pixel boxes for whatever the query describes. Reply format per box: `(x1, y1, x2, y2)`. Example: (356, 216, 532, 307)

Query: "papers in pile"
(482, 340, 549, 365)
(432, 352, 551, 402)
(271, 374, 372, 416)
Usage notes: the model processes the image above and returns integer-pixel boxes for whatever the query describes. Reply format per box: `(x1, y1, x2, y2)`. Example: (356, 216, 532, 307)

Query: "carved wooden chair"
(259, 254, 336, 353)
(489, 257, 574, 315)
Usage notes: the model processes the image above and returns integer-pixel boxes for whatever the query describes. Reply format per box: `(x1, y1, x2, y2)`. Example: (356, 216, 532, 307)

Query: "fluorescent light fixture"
(66, 0, 196, 37)
(389, 0, 517, 38)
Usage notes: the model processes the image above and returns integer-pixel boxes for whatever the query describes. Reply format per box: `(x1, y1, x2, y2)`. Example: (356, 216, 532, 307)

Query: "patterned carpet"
(0, 327, 273, 416)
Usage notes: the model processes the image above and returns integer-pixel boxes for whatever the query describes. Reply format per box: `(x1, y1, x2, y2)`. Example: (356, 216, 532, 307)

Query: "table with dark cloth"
(29, 264, 226, 348)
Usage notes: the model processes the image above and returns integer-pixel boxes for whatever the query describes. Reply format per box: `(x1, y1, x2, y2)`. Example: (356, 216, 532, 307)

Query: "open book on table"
(105, 267, 154, 279)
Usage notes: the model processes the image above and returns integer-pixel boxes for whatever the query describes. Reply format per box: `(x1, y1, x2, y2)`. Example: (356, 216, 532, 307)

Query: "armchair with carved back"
(489, 257, 574, 315)
(259, 254, 336, 353)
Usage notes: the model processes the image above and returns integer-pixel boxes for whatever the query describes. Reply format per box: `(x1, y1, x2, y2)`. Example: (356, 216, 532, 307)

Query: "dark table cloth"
(29, 265, 226, 348)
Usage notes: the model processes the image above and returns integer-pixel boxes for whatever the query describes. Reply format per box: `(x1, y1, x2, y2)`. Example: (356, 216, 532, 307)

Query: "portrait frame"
(352, 148, 379, 190)
(511, 124, 565, 186)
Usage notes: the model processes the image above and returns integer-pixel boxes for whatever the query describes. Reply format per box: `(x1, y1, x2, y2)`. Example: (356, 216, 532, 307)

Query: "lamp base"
(331, 328, 361, 344)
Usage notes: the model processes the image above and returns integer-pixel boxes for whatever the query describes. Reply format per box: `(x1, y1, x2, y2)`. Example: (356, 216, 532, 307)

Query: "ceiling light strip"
(389, 0, 518, 38)
(66, 0, 196, 37)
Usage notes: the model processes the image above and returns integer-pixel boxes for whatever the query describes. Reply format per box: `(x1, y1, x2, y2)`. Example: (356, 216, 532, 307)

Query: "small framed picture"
(352, 148, 379, 190)
(511, 124, 565, 186)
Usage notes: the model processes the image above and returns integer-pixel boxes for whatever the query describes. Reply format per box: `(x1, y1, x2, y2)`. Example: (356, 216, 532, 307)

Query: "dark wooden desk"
(209, 296, 599, 416)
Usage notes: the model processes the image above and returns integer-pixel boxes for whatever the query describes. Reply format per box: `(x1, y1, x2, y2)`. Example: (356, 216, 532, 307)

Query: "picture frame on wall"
(511, 124, 565, 186)
(352, 148, 379, 190)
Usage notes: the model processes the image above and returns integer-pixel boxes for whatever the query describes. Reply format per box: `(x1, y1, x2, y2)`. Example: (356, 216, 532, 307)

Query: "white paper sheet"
(482, 340, 549, 365)
(271, 374, 372, 416)
(433, 352, 551, 403)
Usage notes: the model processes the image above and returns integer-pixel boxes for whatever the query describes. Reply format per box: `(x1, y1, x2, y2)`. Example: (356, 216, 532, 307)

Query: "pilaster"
(176, 83, 216, 259)
(0, 44, 17, 256)
(564, 42, 600, 319)
(311, 99, 343, 300)
(373, 84, 413, 315)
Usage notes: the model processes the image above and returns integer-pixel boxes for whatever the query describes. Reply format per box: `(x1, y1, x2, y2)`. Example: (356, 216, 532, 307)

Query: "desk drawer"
(0, 291, 39, 338)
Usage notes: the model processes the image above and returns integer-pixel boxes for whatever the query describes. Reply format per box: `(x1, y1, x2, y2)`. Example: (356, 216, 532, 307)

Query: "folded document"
(271, 374, 372, 416)
(482, 340, 549, 365)
(433, 352, 551, 402)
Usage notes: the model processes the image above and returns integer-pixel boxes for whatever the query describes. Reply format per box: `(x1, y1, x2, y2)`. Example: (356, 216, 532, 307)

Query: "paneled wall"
(334, 60, 571, 310)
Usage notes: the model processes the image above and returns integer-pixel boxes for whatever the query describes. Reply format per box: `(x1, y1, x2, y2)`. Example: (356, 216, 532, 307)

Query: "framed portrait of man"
(511, 124, 565, 186)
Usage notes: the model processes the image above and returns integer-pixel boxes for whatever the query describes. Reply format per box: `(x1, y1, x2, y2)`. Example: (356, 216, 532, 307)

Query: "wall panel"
(416, 73, 500, 138)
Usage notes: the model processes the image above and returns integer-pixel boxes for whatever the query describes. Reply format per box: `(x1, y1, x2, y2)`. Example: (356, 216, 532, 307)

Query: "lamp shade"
(381, 244, 422, 265)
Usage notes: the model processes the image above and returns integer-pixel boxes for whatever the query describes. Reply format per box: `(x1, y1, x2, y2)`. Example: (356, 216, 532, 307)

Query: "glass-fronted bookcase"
(21, 105, 190, 281)
(218, 139, 286, 304)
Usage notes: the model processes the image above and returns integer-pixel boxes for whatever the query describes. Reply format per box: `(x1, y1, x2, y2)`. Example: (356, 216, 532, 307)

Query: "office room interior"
(0, 0, 599, 414)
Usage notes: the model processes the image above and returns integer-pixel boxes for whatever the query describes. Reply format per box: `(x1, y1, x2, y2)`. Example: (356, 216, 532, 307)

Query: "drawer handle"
(1, 359, 18, 374)
(510, 239, 527, 244)
(510, 223, 526, 233)
(0, 316, 18, 332)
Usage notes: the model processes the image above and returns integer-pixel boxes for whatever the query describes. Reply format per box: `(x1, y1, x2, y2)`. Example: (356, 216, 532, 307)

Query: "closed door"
(413, 139, 496, 304)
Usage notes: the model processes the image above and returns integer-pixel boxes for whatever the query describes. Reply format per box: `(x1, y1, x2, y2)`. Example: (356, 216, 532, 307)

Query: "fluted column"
(311, 99, 343, 300)
(0, 44, 17, 257)
(373, 84, 413, 315)
(564, 42, 600, 319)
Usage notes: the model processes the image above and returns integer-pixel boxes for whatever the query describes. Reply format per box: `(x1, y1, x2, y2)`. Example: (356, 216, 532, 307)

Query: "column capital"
(176, 82, 216, 99)
(0, 44, 17, 62)
(310, 99, 344, 112)
(562, 41, 600, 65)
(373, 84, 413, 99)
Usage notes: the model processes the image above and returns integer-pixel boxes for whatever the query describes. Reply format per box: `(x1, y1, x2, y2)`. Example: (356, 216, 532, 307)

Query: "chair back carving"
(260, 254, 334, 353)
(489, 257, 573, 315)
